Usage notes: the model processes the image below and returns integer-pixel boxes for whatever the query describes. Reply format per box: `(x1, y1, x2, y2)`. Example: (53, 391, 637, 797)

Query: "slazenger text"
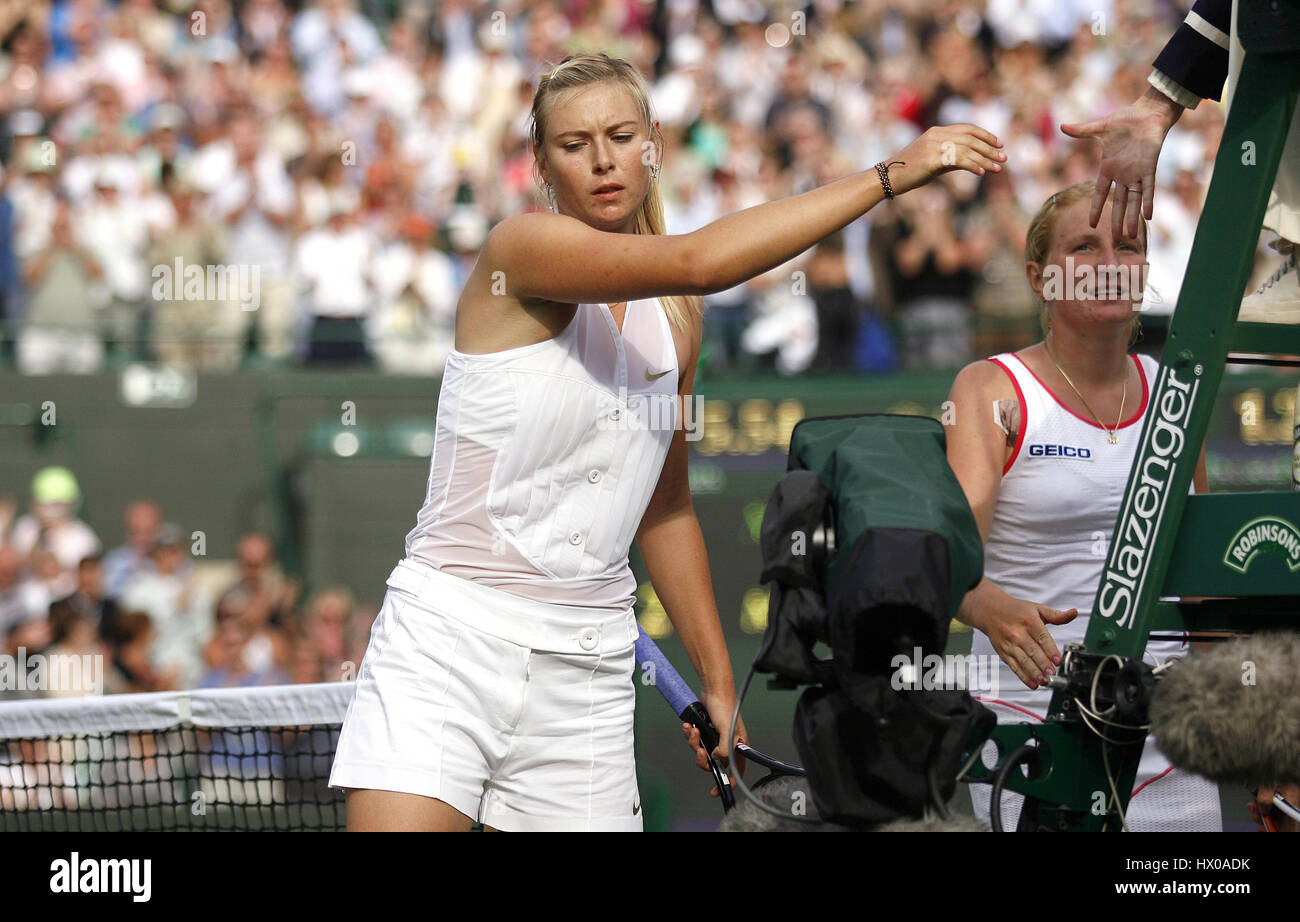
(1096, 365, 1199, 629)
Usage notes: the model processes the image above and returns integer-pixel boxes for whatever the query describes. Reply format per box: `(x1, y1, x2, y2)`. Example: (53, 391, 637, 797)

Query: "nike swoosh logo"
(645, 368, 672, 381)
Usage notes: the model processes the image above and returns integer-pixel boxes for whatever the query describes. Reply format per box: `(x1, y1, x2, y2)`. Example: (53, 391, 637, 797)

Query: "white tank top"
(983, 350, 1155, 614)
(404, 298, 680, 614)
(974, 350, 1191, 712)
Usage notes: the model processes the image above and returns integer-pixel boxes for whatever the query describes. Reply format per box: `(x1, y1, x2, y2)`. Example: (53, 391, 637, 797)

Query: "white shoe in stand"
(1238, 250, 1300, 324)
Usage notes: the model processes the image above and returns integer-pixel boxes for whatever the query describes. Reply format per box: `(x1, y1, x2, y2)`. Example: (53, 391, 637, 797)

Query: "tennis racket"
(634, 625, 804, 813)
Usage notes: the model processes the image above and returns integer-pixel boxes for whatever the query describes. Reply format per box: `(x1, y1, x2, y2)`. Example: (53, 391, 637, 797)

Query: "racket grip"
(681, 701, 722, 754)
(635, 625, 721, 751)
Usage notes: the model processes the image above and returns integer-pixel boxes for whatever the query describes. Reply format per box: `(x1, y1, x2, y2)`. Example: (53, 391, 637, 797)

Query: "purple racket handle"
(635, 625, 698, 718)
(635, 625, 727, 754)
(635, 624, 735, 809)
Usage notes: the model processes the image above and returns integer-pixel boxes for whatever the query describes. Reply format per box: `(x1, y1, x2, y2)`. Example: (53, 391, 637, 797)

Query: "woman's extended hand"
(971, 594, 1079, 690)
(885, 124, 1005, 197)
(681, 694, 748, 798)
(1059, 87, 1184, 238)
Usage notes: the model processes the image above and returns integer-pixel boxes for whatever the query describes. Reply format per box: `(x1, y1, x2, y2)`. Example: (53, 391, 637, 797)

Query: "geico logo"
(1027, 444, 1093, 458)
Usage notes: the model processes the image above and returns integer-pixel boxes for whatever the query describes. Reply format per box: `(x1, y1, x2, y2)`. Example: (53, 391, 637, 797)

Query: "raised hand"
(883, 124, 1005, 198)
(1060, 87, 1185, 239)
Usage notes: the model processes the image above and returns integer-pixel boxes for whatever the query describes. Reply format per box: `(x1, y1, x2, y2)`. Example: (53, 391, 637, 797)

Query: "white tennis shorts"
(328, 557, 643, 831)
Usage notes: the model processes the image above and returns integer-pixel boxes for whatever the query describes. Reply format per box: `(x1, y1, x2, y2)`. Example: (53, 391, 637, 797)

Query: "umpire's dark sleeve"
(1151, 0, 1232, 103)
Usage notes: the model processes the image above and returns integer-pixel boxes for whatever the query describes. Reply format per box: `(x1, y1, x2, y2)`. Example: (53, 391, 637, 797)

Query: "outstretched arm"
(487, 125, 1004, 306)
(1059, 0, 1233, 236)
(1060, 87, 1185, 238)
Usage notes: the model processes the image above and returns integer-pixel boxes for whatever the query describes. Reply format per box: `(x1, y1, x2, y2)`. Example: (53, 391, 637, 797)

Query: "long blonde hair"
(1025, 181, 1146, 344)
(529, 52, 703, 335)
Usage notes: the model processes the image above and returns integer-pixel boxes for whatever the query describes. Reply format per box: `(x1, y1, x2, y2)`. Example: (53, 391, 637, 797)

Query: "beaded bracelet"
(874, 160, 904, 199)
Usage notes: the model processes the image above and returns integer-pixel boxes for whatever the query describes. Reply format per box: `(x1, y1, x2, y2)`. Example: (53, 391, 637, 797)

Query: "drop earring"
(544, 182, 556, 212)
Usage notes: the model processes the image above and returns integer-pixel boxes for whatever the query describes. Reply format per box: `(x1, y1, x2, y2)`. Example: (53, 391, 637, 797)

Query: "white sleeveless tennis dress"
(969, 351, 1223, 831)
(329, 298, 680, 831)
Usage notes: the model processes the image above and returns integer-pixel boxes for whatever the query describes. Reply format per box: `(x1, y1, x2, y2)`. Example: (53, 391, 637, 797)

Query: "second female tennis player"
(328, 51, 1005, 831)
(944, 182, 1222, 831)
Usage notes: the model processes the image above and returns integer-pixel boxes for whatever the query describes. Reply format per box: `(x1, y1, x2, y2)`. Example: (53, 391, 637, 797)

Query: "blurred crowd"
(0, 466, 376, 699)
(0, 0, 1228, 377)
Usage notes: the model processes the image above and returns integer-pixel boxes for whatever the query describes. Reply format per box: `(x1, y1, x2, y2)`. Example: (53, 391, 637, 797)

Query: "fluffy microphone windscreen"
(715, 776, 837, 832)
(715, 775, 985, 831)
(874, 813, 985, 832)
(1150, 632, 1300, 785)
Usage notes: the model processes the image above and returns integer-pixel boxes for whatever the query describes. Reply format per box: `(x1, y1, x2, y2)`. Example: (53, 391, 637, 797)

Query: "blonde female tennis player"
(328, 52, 1005, 831)
(944, 182, 1222, 831)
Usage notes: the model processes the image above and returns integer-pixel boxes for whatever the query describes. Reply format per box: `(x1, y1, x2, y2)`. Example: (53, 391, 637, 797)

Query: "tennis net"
(0, 682, 354, 831)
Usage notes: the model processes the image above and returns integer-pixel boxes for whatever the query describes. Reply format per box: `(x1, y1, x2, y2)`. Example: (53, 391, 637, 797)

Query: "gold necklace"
(1043, 340, 1127, 445)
